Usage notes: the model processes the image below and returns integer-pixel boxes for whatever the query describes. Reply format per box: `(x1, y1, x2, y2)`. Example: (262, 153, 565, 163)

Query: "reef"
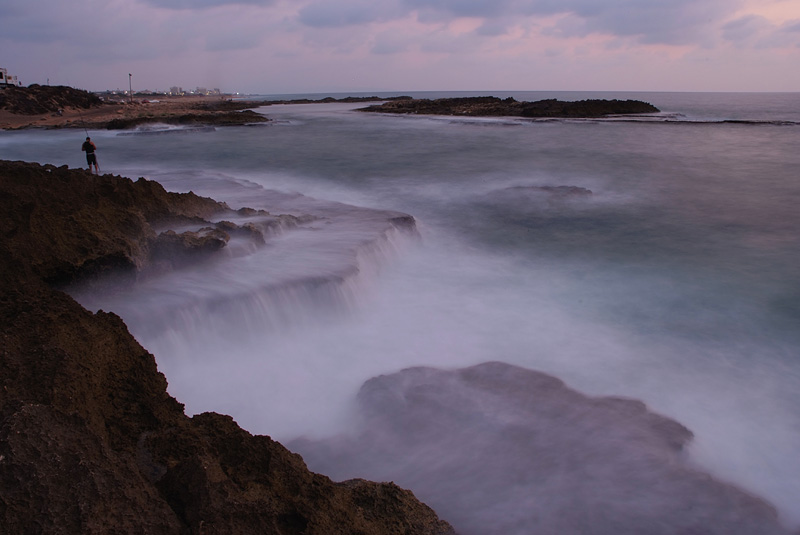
(359, 96, 659, 118)
(0, 160, 453, 534)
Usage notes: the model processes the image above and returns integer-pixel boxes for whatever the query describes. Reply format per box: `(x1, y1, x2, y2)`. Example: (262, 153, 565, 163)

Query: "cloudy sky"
(2, 0, 799, 93)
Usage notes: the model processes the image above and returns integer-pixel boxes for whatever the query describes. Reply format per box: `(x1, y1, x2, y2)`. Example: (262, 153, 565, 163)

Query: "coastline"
(0, 160, 454, 534)
(0, 94, 266, 130)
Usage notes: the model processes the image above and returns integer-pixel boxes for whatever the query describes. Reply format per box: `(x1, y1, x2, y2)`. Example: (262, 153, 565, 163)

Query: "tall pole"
(128, 73, 133, 104)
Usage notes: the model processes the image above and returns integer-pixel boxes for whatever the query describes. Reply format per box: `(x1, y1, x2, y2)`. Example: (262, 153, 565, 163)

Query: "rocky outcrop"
(0, 160, 454, 534)
(0, 84, 103, 115)
(261, 95, 412, 105)
(0, 84, 268, 130)
(359, 96, 659, 118)
(105, 109, 268, 130)
(292, 362, 790, 535)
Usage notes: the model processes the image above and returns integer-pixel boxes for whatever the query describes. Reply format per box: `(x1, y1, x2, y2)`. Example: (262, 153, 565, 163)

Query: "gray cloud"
(722, 15, 771, 43)
(294, 0, 741, 47)
(204, 30, 262, 51)
(298, 1, 402, 28)
(371, 31, 412, 54)
(722, 15, 800, 49)
(527, 0, 738, 45)
(402, 0, 511, 18)
(784, 20, 800, 33)
(475, 18, 513, 37)
(141, 0, 274, 9)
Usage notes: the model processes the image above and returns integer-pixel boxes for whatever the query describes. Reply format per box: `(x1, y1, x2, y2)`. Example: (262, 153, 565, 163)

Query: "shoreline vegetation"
(0, 84, 659, 130)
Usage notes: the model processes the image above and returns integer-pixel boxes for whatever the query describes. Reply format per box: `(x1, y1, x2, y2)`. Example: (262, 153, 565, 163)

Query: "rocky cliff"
(0, 160, 454, 534)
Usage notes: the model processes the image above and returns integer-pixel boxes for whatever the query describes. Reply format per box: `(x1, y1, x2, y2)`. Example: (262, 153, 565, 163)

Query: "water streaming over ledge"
(2, 91, 800, 529)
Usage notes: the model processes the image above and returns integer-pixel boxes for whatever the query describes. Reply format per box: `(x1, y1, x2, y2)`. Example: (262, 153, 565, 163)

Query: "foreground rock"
(292, 362, 790, 535)
(0, 160, 454, 534)
(359, 96, 659, 118)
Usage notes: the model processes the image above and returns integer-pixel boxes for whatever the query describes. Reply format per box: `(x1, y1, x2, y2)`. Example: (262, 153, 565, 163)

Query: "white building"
(0, 68, 21, 87)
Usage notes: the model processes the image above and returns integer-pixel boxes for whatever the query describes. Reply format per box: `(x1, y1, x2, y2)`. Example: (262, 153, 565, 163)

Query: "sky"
(2, 0, 799, 94)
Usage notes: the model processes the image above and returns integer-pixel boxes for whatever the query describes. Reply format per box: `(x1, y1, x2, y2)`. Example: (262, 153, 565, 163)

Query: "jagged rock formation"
(0, 160, 454, 534)
(292, 362, 790, 535)
(0, 84, 103, 115)
(359, 96, 659, 117)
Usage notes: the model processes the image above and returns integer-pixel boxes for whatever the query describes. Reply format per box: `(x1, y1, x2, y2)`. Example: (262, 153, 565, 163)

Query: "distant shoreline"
(0, 94, 268, 131)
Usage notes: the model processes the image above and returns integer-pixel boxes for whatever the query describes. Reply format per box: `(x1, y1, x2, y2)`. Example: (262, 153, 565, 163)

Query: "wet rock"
(150, 228, 230, 271)
(360, 96, 659, 117)
(292, 362, 789, 535)
(105, 110, 268, 129)
(0, 160, 454, 534)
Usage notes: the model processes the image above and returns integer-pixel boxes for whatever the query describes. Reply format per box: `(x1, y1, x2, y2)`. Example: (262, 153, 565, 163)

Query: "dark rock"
(0, 84, 103, 115)
(0, 161, 229, 287)
(151, 228, 230, 271)
(261, 95, 412, 105)
(215, 220, 267, 244)
(236, 206, 268, 216)
(105, 109, 268, 130)
(0, 160, 454, 534)
(359, 96, 659, 118)
(292, 362, 789, 535)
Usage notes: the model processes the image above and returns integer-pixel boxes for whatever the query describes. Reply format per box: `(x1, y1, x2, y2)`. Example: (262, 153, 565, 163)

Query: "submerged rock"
(292, 362, 790, 535)
(0, 160, 454, 534)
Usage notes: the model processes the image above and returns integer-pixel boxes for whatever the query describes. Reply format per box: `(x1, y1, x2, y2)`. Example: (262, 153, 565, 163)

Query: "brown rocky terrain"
(0, 85, 267, 130)
(359, 96, 659, 117)
(0, 160, 454, 534)
(0, 84, 103, 115)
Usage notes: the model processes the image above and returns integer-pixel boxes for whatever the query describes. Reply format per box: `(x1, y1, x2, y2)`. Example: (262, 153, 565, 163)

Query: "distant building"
(192, 87, 222, 96)
(0, 68, 21, 87)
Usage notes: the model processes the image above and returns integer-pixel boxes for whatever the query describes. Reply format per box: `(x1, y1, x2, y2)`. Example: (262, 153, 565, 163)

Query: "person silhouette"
(81, 137, 100, 174)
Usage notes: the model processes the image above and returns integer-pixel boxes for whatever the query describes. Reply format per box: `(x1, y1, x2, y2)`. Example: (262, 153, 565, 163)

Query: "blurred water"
(2, 92, 799, 527)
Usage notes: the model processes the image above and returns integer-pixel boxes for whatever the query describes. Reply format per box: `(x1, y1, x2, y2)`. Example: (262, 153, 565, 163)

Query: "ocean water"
(2, 91, 799, 528)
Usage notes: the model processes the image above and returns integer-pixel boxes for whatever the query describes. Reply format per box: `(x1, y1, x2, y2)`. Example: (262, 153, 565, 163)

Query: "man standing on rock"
(81, 137, 100, 175)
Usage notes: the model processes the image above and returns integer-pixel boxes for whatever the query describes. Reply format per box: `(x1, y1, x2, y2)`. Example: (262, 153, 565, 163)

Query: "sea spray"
(4, 92, 800, 529)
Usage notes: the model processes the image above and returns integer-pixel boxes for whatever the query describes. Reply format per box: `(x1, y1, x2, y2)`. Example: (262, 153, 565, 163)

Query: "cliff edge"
(0, 160, 454, 534)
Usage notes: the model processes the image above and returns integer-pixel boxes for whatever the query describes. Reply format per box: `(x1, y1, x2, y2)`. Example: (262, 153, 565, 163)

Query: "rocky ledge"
(359, 96, 659, 118)
(103, 100, 269, 130)
(292, 362, 790, 535)
(0, 160, 453, 534)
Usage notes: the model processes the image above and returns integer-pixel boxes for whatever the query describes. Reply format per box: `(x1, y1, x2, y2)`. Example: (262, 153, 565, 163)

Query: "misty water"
(2, 91, 799, 530)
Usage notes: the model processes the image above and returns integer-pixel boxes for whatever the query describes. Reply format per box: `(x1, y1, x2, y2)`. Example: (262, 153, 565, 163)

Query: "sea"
(2, 91, 799, 529)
